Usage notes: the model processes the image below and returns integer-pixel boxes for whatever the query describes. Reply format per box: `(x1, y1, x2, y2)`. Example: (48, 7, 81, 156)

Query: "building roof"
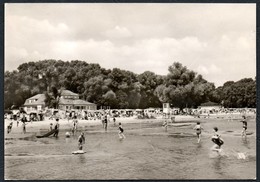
(60, 90, 78, 96)
(59, 98, 96, 106)
(200, 101, 220, 107)
(24, 94, 45, 106)
(24, 91, 96, 107)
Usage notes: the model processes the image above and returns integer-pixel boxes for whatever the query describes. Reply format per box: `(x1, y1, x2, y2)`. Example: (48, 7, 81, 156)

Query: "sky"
(5, 3, 256, 87)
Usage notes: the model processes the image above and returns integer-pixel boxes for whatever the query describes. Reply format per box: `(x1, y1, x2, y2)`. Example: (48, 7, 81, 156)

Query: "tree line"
(4, 60, 256, 110)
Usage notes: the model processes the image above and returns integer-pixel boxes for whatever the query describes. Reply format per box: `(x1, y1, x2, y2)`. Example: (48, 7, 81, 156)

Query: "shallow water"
(5, 118, 256, 180)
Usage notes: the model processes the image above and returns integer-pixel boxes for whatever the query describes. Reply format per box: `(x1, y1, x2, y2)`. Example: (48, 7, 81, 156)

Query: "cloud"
(104, 26, 132, 39)
(4, 3, 256, 87)
(196, 64, 221, 75)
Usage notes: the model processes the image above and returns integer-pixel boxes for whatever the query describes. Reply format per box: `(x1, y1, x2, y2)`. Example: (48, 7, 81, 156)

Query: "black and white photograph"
(4, 3, 256, 180)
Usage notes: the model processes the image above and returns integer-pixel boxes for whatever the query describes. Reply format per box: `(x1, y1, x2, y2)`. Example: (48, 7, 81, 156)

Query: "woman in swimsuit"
(118, 122, 125, 139)
(193, 122, 203, 143)
(241, 116, 247, 138)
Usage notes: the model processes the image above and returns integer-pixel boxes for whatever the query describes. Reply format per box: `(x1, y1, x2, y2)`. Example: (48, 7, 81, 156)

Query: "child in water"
(162, 120, 168, 132)
(241, 116, 247, 138)
(118, 122, 125, 139)
(113, 117, 116, 126)
(78, 133, 85, 150)
(193, 122, 203, 143)
(211, 127, 224, 153)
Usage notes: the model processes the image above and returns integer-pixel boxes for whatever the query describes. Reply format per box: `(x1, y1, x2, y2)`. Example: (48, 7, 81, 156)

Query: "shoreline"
(4, 114, 255, 140)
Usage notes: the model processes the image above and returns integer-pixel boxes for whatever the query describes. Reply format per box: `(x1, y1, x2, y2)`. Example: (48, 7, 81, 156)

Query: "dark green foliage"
(4, 60, 256, 109)
(212, 78, 256, 108)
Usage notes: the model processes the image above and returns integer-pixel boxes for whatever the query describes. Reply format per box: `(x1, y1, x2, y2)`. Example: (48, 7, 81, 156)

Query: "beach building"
(23, 90, 97, 112)
(23, 94, 46, 112)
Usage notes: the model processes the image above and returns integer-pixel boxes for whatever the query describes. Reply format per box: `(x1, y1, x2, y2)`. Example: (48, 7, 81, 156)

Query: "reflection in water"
(78, 154, 87, 164)
(241, 138, 250, 149)
(212, 156, 225, 176)
(196, 142, 202, 149)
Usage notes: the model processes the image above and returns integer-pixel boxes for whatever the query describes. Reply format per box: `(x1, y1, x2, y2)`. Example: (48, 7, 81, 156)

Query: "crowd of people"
(5, 106, 252, 154)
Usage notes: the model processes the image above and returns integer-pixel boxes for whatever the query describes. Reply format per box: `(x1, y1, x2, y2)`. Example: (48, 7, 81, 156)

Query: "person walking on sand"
(78, 133, 85, 150)
(118, 122, 125, 139)
(211, 127, 224, 153)
(53, 118, 60, 137)
(193, 122, 203, 143)
(240, 116, 247, 138)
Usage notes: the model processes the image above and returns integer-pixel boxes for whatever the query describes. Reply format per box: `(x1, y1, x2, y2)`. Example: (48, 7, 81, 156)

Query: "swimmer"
(240, 116, 247, 138)
(211, 127, 224, 153)
(193, 122, 203, 143)
(118, 122, 125, 139)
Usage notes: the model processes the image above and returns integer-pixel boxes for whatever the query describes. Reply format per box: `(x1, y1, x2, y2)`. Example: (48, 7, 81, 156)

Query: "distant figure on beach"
(193, 122, 203, 143)
(104, 116, 108, 131)
(211, 127, 224, 153)
(7, 121, 13, 134)
(53, 118, 60, 137)
(72, 116, 78, 135)
(101, 115, 104, 128)
(78, 132, 85, 150)
(113, 117, 116, 126)
(240, 116, 247, 138)
(50, 123, 53, 131)
(118, 122, 125, 139)
(162, 120, 168, 132)
(22, 121, 27, 134)
(20, 114, 28, 134)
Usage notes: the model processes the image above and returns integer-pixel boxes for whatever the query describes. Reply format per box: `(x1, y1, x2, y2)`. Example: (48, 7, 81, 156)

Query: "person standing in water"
(104, 116, 108, 132)
(72, 116, 78, 135)
(118, 122, 125, 139)
(211, 127, 224, 153)
(78, 133, 85, 150)
(240, 116, 247, 138)
(113, 116, 116, 126)
(162, 120, 168, 132)
(50, 123, 53, 131)
(20, 114, 28, 134)
(193, 122, 203, 143)
(53, 118, 60, 137)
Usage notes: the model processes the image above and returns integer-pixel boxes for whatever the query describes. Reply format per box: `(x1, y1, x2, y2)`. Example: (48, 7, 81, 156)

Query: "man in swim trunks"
(241, 116, 247, 138)
(193, 122, 203, 143)
(211, 127, 224, 152)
